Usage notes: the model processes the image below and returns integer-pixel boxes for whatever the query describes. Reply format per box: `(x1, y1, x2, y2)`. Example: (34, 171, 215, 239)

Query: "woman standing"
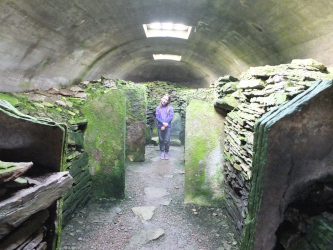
(155, 94, 174, 160)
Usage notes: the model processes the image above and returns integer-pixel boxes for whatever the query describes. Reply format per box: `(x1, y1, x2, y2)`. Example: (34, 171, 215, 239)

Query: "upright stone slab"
(0, 100, 66, 172)
(121, 85, 147, 162)
(184, 100, 225, 206)
(82, 89, 126, 199)
(241, 80, 333, 250)
(0, 100, 68, 250)
(171, 112, 182, 138)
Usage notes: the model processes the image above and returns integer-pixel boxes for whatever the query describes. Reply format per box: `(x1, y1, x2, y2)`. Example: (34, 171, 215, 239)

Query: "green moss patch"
(0, 93, 20, 106)
(184, 100, 225, 206)
(82, 89, 126, 199)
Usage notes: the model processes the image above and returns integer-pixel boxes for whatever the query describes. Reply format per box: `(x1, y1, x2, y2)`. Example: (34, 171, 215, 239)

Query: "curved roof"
(1, 0, 332, 91)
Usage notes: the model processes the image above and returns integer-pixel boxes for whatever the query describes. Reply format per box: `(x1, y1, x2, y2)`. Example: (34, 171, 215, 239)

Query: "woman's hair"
(158, 94, 171, 115)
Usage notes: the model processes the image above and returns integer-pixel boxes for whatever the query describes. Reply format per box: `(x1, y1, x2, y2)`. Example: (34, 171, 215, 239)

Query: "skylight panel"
(143, 23, 192, 39)
(161, 23, 173, 30)
(153, 54, 182, 61)
(149, 23, 161, 29)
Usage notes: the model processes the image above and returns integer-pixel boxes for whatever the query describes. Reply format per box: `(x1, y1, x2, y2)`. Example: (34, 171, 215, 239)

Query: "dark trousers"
(158, 128, 171, 152)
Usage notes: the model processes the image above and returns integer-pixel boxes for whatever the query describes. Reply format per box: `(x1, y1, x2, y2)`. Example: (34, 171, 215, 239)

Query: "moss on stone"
(185, 100, 225, 206)
(117, 85, 147, 161)
(215, 95, 239, 110)
(82, 89, 126, 198)
(0, 93, 20, 106)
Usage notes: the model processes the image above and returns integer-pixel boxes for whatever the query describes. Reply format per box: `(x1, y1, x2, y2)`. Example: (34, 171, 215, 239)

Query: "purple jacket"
(155, 105, 174, 129)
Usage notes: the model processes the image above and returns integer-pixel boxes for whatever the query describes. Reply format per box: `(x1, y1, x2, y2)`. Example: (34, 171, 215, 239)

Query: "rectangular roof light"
(143, 23, 192, 39)
(153, 54, 182, 61)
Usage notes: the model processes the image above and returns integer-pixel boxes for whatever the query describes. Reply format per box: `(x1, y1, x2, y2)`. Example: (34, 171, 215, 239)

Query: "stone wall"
(242, 79, 333, 249)
(143, 81, 215, 144)
(0, 77, 148, 225)
(0, 86, 93, 226)
(143, 81, 188, 143)
(0, 101, 72, 249)
(213, 59, 333, 238)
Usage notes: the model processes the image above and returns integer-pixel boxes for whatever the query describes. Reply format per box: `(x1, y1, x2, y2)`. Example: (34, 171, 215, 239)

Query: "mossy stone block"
(0, 93, 20, 107)
(122, 86, 147, 162)
(82, 89, 126, 199)
(68, 131, 84, 148)
(221, 82, 239, 93)
(184, 100, 225, 206)
(170, 139, 181, 146)
(215, 95, 239, 111)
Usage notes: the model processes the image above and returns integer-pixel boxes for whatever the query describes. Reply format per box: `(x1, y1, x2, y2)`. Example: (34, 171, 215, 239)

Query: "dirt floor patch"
(60, 146, 239, 250)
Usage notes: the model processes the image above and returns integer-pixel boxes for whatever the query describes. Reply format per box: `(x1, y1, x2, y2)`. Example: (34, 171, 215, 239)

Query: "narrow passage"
(60, 146, 238, 250)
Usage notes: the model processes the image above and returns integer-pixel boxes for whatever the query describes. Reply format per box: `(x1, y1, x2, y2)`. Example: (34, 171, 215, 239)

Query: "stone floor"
(60, 146, 238, 250)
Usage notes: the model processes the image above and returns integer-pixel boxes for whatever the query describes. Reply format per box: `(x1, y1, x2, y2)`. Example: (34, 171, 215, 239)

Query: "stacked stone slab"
(62, 120, 91, 225)
(0, 101, 72, 249)
(213, 59, 333, 237)
(0, 77, 147, 225)
(0, 88, 93, 226)
(241, 79, 333, 250)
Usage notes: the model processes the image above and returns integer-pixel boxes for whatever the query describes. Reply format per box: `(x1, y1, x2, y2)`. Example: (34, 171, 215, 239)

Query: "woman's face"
(161, 96, 169, 106)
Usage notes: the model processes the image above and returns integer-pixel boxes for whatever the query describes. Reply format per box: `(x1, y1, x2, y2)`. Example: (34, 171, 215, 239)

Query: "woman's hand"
(163, 122, 168, 127)
(161, 126, 165, 131)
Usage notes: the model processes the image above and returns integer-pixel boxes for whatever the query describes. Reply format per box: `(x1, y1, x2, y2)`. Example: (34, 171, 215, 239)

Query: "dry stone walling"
(0, 100, 72, 249)
(1, 58, 333, 249)
(212, 59, 333, 248)
(243, 79, 333, 249)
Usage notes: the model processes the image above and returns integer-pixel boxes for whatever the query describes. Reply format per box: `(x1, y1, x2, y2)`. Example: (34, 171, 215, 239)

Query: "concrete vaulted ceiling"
(0, 0, 333, 92)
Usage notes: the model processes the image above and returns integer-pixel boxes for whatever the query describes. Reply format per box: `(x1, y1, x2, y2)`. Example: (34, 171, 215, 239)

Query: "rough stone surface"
(0, 171, 73, 239)
(60, 146, 238, 250)
(215, 60, 333, 239)
(0, 101, 69, 249)
(170, 139, 182, 146)
(128, 228, 165, 248)
(237, 79, 266, 89)
(0, 101, 66, 172)
(0, 210, 49, 250)
(144, 187, 169, 199)
(131, 206, 156, 222)
(185, 100, 225, 206)
(123, 86, 147, 162)
(0, 161, 33, 184)
(82, 89, 126, 199)
(242, 80, 333, 250)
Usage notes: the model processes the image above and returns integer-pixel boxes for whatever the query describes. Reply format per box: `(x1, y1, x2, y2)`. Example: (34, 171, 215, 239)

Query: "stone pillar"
(122, 85, 147, 162)
(184, 100, 225, 206)
(82, 89, 126, 199)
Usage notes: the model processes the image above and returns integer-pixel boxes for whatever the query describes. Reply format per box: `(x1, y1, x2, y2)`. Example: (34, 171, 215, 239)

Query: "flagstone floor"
(60, 146, 238, 250)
